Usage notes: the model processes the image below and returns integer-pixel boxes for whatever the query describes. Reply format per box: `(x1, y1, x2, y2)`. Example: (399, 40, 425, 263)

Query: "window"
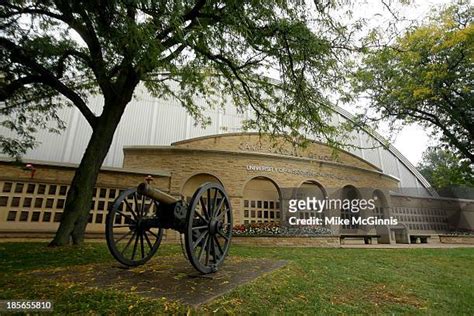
(15, 183, 24, 193)
(49, 185, 57, 195)
(38, 184, 46, 194)
(19, 211, 28, 221)
(7, 211, 17, 221)
(0, 196, 8, 206)
(27, 184, 35, 193)
(34, 198, 43, 208)
(23, 198, 32, 207)
(100, 188, 107, 198)
(3, 182, 12, 192)
(59, 186, 68, 195)
(114, 215, 122, 225)
(243, 199, 280, 223)
(95, 213, 103, 224)
(43, 212, 52, 222)
(12, 197, 20, 207)
(57, 199, 65, 209)
(46, 199, 54, 208)
(53, 212, 62, 222)
(98, 201, 105, 211)
(31, 212, 41, 222)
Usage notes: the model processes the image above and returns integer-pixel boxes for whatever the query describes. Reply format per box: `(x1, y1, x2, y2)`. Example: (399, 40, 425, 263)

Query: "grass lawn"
(0, 242, 473, 315)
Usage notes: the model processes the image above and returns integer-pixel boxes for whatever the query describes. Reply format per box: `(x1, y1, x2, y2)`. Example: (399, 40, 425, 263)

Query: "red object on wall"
(23, 163, 36, 179)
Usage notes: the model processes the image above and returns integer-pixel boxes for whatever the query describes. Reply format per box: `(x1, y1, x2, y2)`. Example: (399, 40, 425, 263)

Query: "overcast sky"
(339, 0, 454, 166)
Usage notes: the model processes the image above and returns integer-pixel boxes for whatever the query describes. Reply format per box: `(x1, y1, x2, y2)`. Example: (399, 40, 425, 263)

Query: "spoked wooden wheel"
(106, 188, 163, 267)
(184, 182, 233, 274)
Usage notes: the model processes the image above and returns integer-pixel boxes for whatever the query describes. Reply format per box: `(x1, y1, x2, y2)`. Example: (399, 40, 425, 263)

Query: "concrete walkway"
(340, 243, 474, 249)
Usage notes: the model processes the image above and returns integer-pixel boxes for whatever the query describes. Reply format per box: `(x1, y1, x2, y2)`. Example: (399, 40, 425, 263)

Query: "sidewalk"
(340, 243, 474, 249)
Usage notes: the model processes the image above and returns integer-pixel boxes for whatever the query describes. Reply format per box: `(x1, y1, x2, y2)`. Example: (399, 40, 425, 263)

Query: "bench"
(340, 235, 380, 245)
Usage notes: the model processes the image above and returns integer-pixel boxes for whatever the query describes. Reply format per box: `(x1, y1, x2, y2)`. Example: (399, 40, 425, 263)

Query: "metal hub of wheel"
(208, 218, 222, 235)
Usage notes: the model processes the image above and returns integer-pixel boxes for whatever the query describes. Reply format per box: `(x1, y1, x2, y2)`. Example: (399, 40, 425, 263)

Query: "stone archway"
(295, 180, 327, 223)
(341, 185, 362, 230)
(182, 173, 223, 202)
(242, 176, 281, 224)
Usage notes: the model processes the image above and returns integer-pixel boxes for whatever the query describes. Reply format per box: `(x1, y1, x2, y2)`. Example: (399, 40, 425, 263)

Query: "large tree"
(0, 0, 356, 245)
(352, 3, 474, 164)
(417, 147, 474, 198)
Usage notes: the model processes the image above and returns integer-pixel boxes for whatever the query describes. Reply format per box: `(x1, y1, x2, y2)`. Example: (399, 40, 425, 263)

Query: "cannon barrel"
(137, 183, 180, 204)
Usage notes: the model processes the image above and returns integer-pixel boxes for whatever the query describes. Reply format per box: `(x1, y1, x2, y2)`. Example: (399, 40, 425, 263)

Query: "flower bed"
(232, 222, 333, 236)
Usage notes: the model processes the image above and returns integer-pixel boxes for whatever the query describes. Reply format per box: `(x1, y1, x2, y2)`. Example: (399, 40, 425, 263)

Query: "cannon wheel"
(185, 182, 233, 274)
(106, 188, 163, 267)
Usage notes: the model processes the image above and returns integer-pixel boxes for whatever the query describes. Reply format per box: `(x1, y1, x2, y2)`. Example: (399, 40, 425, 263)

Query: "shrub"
(232, 222, 333, 236)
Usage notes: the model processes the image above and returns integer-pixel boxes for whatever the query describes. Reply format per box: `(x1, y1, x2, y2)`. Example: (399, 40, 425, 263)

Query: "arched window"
(182, 173, 223, 203)
(296, 181, 326, 223)
(341, 185, 361, 229)
(243, 177, 280, 224)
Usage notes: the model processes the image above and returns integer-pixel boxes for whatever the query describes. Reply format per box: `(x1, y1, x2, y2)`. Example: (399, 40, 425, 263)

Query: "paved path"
(31, 255, 288, 306)
(340, 243, 474, 249)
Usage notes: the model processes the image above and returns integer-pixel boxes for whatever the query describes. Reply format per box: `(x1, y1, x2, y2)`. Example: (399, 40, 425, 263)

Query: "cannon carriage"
(105, 180, 233, 274)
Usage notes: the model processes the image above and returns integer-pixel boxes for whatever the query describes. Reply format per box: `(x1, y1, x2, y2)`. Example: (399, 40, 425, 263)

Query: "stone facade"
(232, 236, 340, 247)
(123, 134, 399, 231)
(1, 133, 473, 245)
(439, 235, 474, 244)
(0, 159, 169, 235)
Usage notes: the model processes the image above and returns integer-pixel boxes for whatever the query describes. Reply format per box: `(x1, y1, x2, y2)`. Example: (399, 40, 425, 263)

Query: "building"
(0, 86, 473, 244)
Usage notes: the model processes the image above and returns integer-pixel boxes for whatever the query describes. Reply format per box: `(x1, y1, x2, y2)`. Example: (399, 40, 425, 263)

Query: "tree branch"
(1, 37, 98, 127)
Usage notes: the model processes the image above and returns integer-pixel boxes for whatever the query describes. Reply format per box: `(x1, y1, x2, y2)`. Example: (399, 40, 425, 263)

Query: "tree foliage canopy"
(0, 0, 363, 245)
(353, 3, 474, 164)
(418, 147, 474, 198)
(1, 0, 356, 158)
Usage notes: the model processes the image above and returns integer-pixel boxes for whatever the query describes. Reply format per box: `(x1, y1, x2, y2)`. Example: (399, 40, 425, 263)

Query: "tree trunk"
(49, 96, 131, 246)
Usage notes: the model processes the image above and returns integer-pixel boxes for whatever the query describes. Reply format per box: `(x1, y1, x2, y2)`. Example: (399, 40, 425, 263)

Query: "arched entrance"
(296, 181, 327, 222)
(242, 177, 281, 224)
(341, 185, 361, 230)
(182, 173, 223, 202)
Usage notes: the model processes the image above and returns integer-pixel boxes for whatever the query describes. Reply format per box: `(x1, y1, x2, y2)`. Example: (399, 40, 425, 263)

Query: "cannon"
(105, 180, 233, 274)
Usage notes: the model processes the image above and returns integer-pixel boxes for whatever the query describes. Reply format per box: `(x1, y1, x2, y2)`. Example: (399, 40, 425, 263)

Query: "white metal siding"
(0, 85, 434, 196)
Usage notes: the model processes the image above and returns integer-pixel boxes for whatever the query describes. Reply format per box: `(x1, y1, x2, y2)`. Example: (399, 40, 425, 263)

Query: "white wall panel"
(381, 149, 400, 179)
(1, 85, 434, 196)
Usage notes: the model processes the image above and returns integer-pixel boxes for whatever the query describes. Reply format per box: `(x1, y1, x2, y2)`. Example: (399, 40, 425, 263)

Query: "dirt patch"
(30, 255, 287, 306)
(332, 283, 425, 309)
